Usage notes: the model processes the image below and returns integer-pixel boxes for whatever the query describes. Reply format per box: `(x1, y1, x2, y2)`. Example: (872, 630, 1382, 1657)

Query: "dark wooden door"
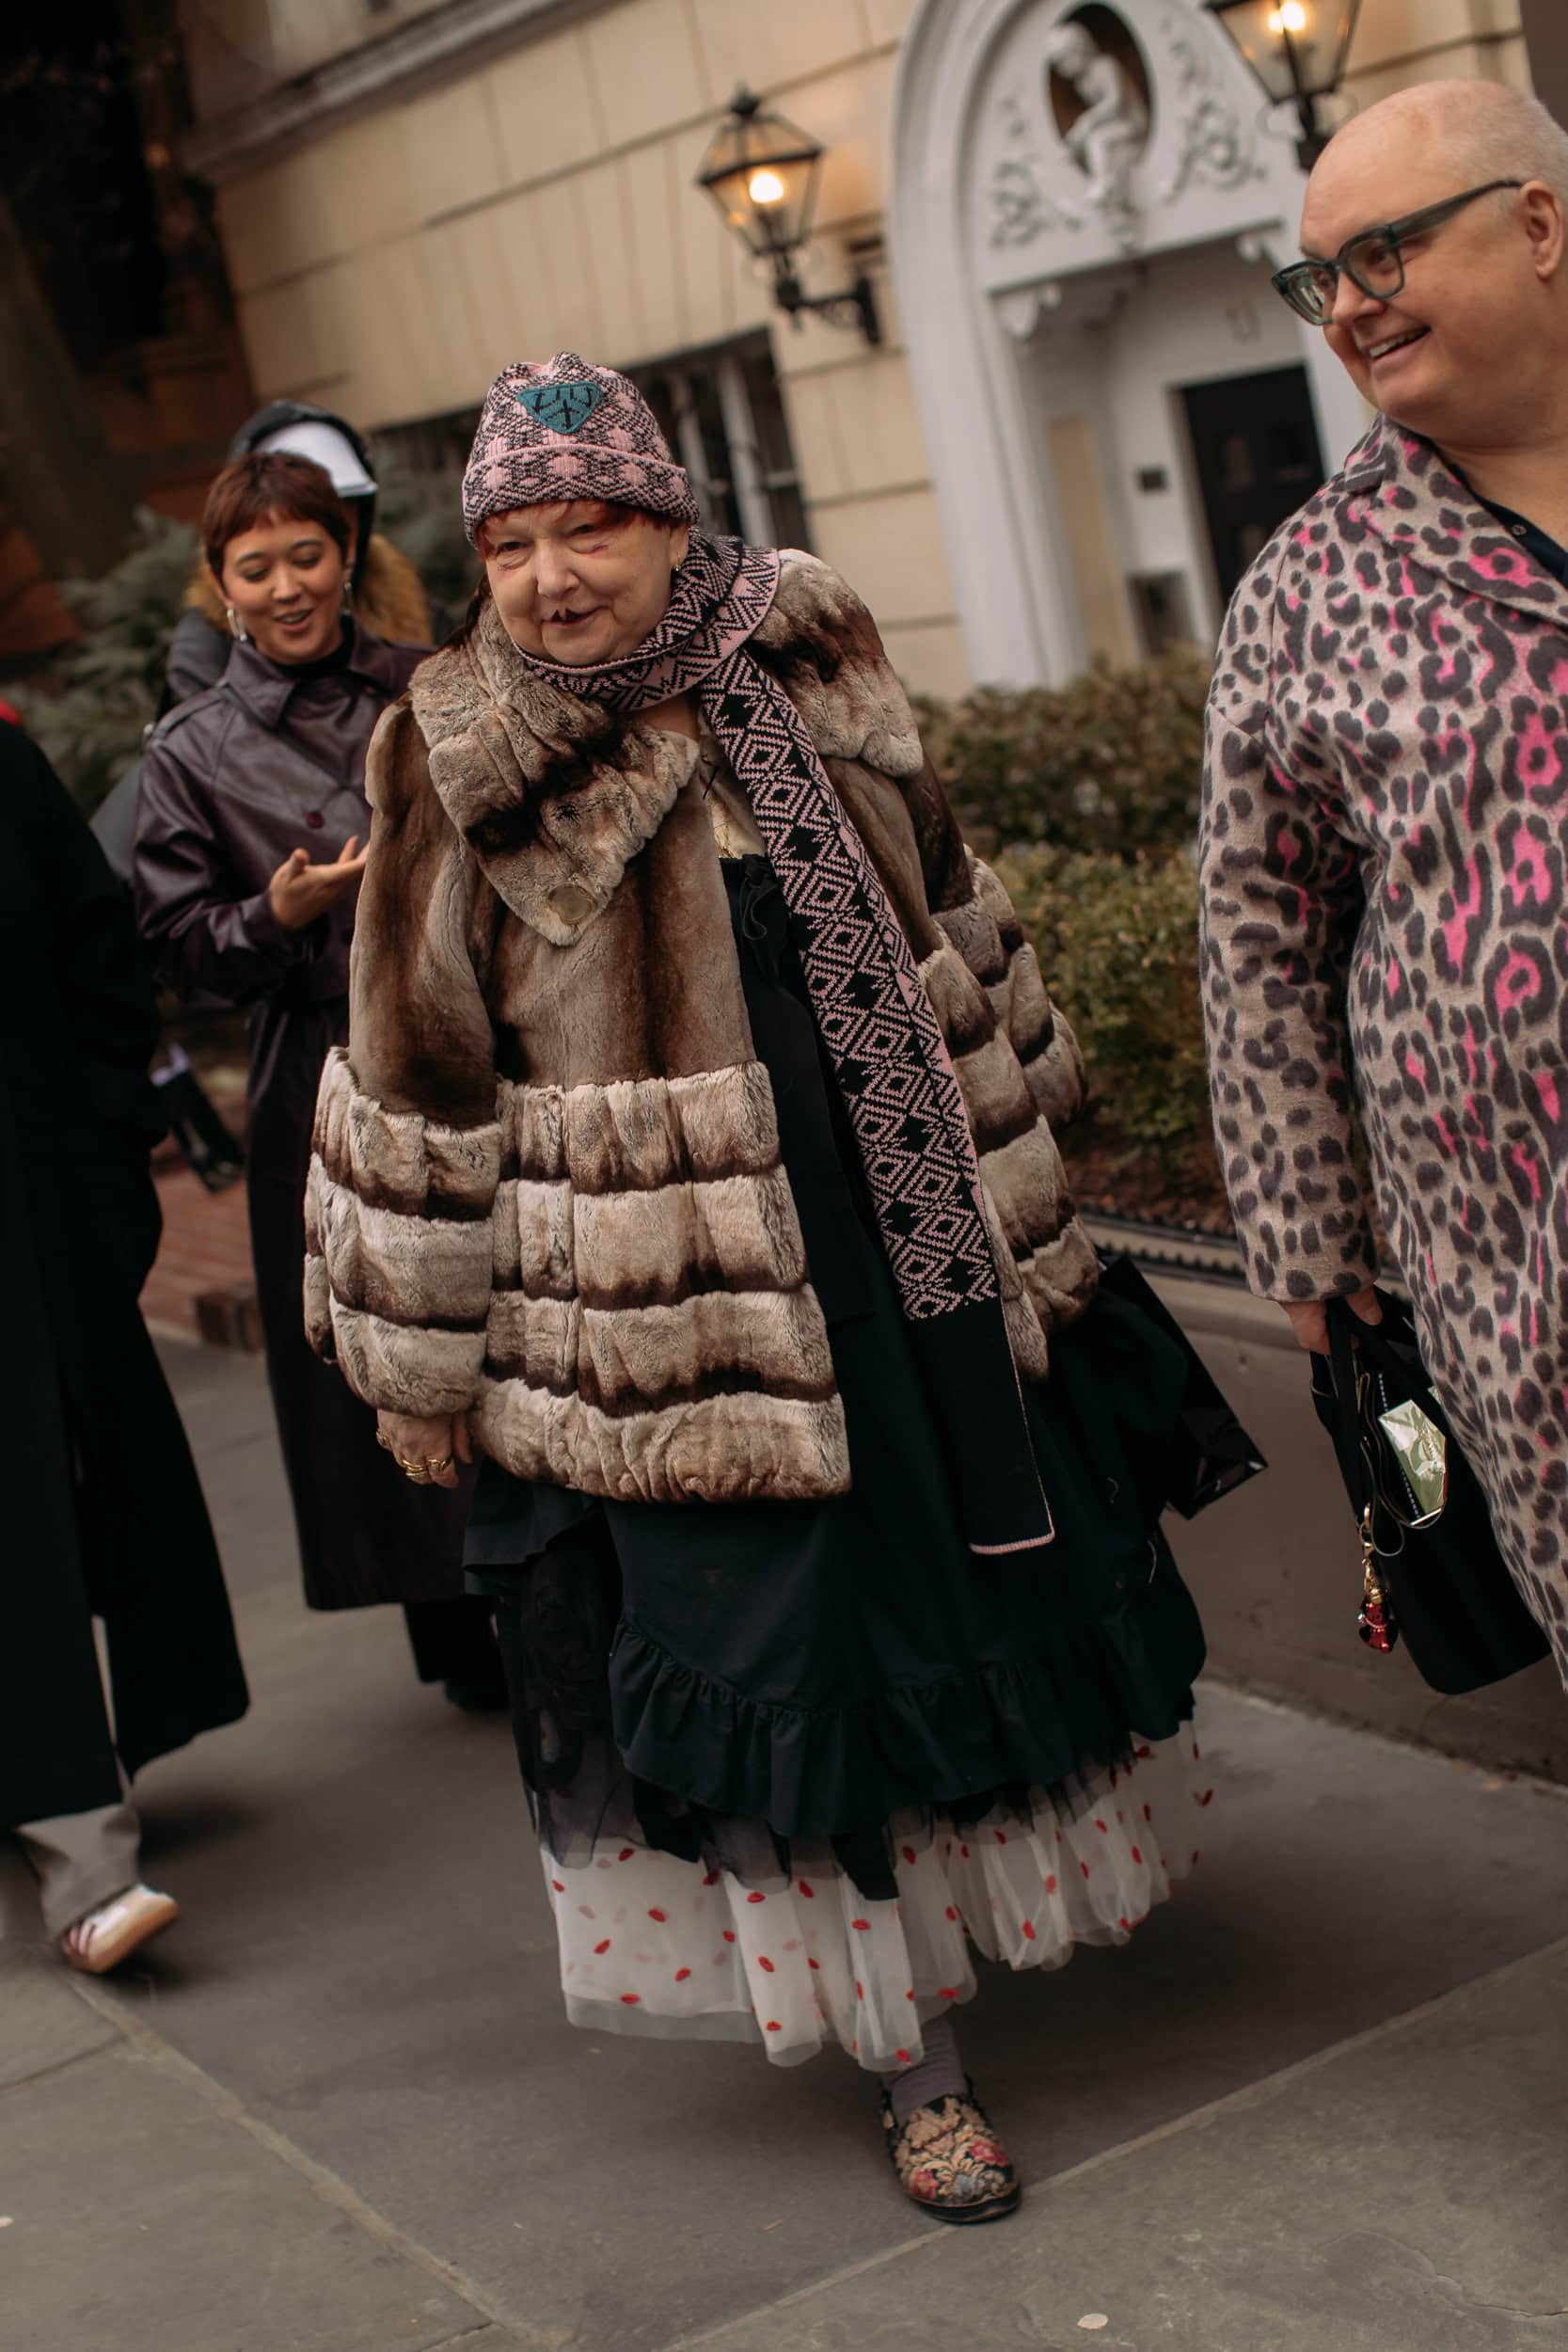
(1182, 365, 1325, 606)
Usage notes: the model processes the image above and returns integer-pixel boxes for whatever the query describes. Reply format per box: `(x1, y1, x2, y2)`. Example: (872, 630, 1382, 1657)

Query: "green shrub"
(13, 506, 198, 815)
(996, 843, 1211, 1179)
(915, 647, 1211, 858)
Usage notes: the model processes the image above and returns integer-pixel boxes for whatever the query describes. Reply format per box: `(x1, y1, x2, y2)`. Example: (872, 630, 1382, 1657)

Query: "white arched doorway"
(891, 0, 1369, 688)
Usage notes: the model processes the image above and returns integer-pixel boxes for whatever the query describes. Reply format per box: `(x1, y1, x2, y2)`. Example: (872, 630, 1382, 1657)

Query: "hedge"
(13, 507, 199, 818)
(915, 647, 1211, 861)
(994, 842, 1220, 1205)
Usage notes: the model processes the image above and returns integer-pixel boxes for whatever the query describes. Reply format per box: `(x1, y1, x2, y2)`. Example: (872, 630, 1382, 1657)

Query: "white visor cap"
(255, 419, 376, 499)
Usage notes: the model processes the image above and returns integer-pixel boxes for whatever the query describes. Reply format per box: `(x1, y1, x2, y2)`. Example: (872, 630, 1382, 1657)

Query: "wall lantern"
(1204, 0, 1364, 169)
(695, 87, 881, 346)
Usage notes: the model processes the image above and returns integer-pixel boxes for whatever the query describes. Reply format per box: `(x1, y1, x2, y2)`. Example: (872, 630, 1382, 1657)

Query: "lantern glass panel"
(1205, 0, 1361, 106)
(696, 103, 822, 259)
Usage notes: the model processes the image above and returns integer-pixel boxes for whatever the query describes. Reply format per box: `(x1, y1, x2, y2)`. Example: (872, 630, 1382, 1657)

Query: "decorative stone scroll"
(1157, 6, 1263, 201)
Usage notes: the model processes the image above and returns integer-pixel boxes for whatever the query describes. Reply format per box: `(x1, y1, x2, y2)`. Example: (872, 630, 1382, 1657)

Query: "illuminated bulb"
(748, 167, 787, 205)
(1268, 1, 1309, 30)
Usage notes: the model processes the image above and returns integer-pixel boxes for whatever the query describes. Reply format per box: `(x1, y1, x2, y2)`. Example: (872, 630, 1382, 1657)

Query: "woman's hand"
(268, 836, 369, 931)
(376, 1410, 472, 1490)
(1279, 1287, 1383, 1356)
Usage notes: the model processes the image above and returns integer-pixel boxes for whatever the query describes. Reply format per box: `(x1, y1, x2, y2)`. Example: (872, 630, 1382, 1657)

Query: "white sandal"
(61, 1883, 180, 1975)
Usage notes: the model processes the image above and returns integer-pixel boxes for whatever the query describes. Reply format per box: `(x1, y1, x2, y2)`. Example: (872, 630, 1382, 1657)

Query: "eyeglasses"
(1272, 179, 1525, 326)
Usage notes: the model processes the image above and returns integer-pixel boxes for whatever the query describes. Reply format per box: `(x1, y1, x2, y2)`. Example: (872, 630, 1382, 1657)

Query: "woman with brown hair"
(309, 357, 1221, 2219)
(135, 452, 499, 1705)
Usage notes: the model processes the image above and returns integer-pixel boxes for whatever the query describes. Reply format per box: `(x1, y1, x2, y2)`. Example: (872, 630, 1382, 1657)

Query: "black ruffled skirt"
(467, 860, 1212, 2066)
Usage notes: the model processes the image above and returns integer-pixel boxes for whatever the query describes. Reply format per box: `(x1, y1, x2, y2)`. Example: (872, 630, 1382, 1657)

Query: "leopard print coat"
(1200, 414, 1568, 1680)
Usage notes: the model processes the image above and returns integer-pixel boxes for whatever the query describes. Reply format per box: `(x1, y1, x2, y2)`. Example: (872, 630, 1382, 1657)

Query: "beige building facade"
(184, 0, 1537, 695)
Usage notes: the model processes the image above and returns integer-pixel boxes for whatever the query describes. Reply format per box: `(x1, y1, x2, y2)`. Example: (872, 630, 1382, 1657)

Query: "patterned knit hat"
(462, 354, 698, 544)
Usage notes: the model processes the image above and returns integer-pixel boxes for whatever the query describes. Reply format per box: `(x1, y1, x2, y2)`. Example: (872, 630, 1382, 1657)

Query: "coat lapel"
(1350, 416, 1568, 644)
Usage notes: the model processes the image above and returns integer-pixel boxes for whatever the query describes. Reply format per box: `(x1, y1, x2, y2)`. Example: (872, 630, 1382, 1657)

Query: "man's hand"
(1279, 1286, 1383, 1356)
(268, 836, 369, 931)
(376, 1410, 472, 1489)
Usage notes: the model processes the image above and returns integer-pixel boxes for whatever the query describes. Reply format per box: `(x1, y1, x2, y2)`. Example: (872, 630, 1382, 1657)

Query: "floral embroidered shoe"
(61, 1884, 179, 1976)
(879, 2080, 1022, 2224)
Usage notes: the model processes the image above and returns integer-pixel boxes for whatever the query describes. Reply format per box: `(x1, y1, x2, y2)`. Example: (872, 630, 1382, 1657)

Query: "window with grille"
(635, 335, 808, 551)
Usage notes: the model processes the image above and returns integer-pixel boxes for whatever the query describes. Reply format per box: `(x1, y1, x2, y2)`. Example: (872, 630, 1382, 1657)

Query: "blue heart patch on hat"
(515, 380, 606, 435)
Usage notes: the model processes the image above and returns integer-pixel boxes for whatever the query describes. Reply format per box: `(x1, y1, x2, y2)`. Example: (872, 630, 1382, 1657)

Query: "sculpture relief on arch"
(981, 0, 1264, 270)
(1044, 13, 1149, 246)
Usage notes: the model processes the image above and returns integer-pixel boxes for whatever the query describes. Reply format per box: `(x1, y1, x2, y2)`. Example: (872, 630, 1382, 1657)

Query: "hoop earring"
(224, 604, 250, 644)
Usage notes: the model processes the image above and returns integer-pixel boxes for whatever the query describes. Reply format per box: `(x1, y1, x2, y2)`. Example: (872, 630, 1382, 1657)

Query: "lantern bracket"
(696, 87, 883, 347)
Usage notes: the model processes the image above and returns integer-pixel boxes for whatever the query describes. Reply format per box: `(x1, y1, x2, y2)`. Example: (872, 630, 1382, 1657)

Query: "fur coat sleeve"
(304, 701, 504, 1419)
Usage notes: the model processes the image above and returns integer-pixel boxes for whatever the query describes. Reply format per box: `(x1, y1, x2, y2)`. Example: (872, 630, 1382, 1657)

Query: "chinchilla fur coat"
(305, 552, 1098, 1506)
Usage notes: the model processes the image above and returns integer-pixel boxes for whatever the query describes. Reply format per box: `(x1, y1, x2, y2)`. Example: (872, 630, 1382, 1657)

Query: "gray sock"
(882, 2011, 966, 2124)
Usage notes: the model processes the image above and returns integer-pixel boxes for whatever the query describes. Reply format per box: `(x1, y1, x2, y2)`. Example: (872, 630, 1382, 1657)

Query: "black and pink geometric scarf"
(515, 529, 1052, 1552)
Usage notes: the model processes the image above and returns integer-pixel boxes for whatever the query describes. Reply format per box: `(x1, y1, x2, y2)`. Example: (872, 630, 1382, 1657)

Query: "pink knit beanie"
(462, 353, 698, 544)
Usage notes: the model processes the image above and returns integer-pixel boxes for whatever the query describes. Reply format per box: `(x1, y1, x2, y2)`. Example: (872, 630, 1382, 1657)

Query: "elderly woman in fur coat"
(307, 356, 1213, 2222)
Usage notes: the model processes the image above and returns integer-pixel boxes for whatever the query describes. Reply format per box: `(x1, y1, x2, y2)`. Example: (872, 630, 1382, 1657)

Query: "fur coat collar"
(407, 554, 924, 946)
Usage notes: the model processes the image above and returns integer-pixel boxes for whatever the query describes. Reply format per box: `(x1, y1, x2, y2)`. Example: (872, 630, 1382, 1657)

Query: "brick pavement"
(141, 1154, 258, 1345)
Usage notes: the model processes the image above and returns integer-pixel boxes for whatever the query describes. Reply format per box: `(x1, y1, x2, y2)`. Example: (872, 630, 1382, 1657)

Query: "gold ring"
(375, 1428, 391, 1452)
(421, 1454, 453, 1477)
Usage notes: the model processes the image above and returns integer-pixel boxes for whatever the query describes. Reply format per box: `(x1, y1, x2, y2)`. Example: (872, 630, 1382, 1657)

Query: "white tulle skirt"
(543, 1724, 1212, 2070)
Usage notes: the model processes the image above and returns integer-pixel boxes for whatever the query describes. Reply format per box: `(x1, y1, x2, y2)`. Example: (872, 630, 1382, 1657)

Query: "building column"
(1523, 0, 1568, 125)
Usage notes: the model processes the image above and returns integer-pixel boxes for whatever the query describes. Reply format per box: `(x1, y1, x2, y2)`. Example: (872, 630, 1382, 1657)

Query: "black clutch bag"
(1309, 1293, 1548, 1694)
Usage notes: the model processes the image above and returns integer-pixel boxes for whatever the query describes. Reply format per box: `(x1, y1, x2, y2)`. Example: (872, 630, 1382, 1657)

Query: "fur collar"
(408, 551, 923, 947)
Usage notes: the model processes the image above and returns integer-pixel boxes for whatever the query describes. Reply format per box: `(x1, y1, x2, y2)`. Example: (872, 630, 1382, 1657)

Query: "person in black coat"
(133, 451, 501, 1705)
(0, 722, 248, 1973)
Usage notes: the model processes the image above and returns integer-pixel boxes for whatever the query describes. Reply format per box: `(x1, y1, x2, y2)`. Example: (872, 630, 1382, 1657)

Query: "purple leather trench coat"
(134, 623, 469, 1610)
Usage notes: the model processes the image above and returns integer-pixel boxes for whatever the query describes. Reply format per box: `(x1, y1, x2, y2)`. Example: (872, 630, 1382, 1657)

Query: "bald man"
(1197, 80, 1568, 1680)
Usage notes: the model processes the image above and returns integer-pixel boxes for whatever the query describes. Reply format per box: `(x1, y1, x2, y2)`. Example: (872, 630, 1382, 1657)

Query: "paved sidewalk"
(4, 1336, 1567, 2351)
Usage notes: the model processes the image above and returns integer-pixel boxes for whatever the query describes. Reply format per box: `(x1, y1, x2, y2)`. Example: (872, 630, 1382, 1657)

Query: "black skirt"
(468, 860, 1205, 1904)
